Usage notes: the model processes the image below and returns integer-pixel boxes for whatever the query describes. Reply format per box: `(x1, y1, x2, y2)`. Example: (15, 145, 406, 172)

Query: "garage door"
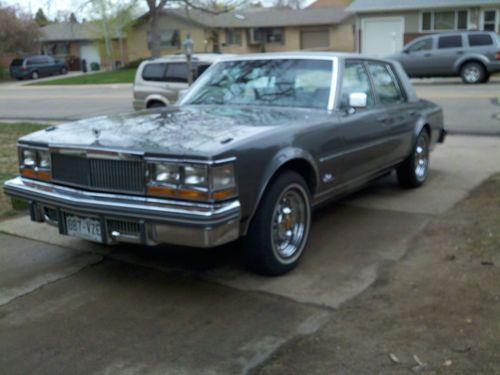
(80, 42, 101, 67)
(301, 30, 330, 50)
(361, 18, 404, 55)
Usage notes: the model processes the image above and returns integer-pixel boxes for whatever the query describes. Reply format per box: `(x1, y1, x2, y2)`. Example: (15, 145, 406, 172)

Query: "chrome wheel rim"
(414, 134, 429, 181)
(32, 72, 38, 79)
(271, 185, 310, 262)
(464, 66, 480, 83)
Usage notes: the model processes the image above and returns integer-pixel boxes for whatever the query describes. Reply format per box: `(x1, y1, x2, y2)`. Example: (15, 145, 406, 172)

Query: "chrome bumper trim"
(4, 177, 241, 247)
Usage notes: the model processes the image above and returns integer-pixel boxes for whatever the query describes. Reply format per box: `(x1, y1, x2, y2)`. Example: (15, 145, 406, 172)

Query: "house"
(127, 5, 355, 62)
(346, 0, 500, 54)
(39, 22, 127, 70)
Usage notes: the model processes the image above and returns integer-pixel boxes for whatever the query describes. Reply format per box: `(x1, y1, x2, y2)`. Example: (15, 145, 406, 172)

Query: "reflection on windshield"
(183, 59, 333, 110)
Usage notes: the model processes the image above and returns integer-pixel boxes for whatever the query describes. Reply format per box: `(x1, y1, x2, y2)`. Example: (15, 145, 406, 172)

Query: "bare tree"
(0, 5, 40, 56)
(145, 0, 243, 58)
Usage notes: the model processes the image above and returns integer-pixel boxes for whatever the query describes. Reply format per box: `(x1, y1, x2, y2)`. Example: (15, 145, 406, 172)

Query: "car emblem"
(92, 128, 101, 141)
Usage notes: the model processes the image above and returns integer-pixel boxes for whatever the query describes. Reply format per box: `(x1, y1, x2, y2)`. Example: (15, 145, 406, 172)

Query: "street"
(0, 78, 499, 135)
(0, 77, 500, 374)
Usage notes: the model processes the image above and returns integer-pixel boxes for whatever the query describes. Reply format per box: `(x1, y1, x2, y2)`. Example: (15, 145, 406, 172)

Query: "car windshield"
(181, 59, 333, 110)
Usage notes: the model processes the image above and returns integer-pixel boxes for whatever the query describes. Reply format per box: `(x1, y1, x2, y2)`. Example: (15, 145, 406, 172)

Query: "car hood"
(20, 105, 327, 157)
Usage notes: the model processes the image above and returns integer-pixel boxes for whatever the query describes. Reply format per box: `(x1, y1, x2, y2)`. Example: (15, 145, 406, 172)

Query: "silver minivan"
(389, 31, 500, 84)
(133, 54, 228, 110)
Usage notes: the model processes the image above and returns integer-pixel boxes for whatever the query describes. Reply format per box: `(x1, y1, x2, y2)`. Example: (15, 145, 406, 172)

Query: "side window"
(165, 63, 188, 83)
(468, 34, 493, 47)
(367, 63, 404, 105)
(407, 38, 433, 52)
(339, 61, 374, 109)
(142, 63, 167, 81)
(438, 35, 463, 49)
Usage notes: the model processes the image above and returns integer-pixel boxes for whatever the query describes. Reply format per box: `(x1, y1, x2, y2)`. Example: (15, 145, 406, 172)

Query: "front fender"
(242, 147, 319, 234)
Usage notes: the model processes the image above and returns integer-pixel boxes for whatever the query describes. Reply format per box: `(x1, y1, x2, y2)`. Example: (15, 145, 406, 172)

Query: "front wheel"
(31, 71, 39, 80)
(397, 130, 430, 188)
(60, 67, 68, 75)
(243, 171, 311, 276)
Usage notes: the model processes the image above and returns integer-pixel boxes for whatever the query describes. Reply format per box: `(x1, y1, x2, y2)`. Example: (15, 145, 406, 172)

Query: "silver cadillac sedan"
(4, 52, 446, 275)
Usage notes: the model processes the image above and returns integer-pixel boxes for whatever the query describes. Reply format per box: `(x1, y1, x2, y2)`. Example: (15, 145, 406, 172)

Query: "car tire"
(60, 67, 68, 75)
(243, 171, 311, 276)
(31, 71, 39, 80)
(482, 73, 490, 84)
(147, 102, 166, 109)
(397, 130, 430, 189)
(460, 62, 486, 84)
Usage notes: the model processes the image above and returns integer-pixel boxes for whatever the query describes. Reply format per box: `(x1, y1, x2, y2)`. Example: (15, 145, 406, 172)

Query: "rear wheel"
(243, 171, 311, 276)
(397, 130, 430, 188)
(460, 62, 485, 84)
(60, 67, 68, 75)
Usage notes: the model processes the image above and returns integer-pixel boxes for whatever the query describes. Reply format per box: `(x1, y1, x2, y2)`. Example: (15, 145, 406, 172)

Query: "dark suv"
(389, 31, 500, 84)
(9, 55, 68, 80)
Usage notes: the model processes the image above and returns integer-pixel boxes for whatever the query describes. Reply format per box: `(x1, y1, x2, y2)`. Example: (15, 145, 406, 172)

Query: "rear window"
(10, 59, 24, 66)
(468, 34, 493, 47)
(142, 63, 167, 81)
(438, 35, 463, 49)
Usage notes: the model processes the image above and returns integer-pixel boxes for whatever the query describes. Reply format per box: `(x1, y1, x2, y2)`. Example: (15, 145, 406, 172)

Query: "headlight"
(19, 147, 51, 181)
(184, 165, 208, 187)
(211, 164, 235, 190)
(22, 149, 36, 167)
(146, 160, 237, 201)
(153, 163, 179, 185)
(38, 150, 51, 169)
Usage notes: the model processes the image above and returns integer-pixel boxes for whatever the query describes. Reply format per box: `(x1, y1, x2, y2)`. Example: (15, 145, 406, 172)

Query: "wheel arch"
(455, 57, 487, 75)
(145, 95, 169, 108)
(241, 148, 319, 235)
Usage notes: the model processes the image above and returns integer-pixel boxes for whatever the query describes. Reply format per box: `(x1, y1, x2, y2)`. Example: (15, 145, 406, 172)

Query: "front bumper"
(3, 177, 241, 248)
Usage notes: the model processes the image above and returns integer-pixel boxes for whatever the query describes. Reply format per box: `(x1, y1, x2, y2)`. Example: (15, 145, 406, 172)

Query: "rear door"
(366, 61, 414, 163)
(139, 62, 169, 101)
(434, 34, 465, 75)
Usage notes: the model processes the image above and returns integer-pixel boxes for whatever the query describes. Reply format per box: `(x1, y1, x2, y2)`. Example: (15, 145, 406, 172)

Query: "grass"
(30, 68, 136, 85)
(0, 122, 48, 217)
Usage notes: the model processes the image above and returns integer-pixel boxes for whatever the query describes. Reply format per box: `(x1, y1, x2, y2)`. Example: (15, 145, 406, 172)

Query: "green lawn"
(30, 68, 136, 85)
(0, 123, 48, 217)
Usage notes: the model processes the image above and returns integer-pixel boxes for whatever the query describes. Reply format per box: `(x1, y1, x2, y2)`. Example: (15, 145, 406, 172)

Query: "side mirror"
(403, 49, 410, 54)
(349, 92, 368, 109)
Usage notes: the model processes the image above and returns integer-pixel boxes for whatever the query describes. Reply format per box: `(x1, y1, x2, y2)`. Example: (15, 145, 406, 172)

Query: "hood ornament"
(92, 128, 101, 141)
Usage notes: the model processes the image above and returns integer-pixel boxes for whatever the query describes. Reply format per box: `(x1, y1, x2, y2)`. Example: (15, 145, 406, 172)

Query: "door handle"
(424, 53, 432, 57)
(456, 51, 464, 55)
(377, 116, 393, 124)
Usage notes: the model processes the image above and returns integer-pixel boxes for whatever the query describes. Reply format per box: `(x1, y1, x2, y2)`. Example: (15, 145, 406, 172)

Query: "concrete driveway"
(0, 133, 499, 374)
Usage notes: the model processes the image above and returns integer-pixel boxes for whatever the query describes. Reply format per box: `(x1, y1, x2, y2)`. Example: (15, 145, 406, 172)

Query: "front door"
(400, 37, 435, 77)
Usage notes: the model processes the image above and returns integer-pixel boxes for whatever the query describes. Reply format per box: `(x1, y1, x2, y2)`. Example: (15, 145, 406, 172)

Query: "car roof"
(147, 53, 234, 64)
(215, 51, 396, 65)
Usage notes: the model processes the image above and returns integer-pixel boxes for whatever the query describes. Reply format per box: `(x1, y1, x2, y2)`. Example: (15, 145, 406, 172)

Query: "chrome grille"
(107, 219, 140, 236)
(52, 153, 145, 194)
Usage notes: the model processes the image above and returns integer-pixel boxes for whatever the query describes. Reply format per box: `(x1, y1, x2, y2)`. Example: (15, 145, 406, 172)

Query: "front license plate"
(66, 215, 103, 242)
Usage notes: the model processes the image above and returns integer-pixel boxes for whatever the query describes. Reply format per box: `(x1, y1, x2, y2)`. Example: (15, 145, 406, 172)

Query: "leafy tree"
(0, 5, 40, 56)
(69, 12, 78, 23)
(35, 8, 50, 26)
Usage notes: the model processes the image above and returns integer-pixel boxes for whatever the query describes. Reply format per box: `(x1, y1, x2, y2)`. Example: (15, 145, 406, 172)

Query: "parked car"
(9, 55, 68, 80)
(133, 54, 231, 110)
(4, 53, 446, 275)
(388, 31, 500, 84)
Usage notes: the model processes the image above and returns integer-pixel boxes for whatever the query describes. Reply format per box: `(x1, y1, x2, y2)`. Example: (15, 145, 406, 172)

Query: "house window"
(266, 28, 284, 44)
(147, 30, 180, 50)
(482, 10, 498, 32)
(421, 10, 469, 31)
(225, 29, 242, 45)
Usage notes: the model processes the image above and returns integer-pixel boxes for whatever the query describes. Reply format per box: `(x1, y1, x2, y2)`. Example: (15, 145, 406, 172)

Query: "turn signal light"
(20, 168, 51, 181)
(146, 185, 209, 200)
